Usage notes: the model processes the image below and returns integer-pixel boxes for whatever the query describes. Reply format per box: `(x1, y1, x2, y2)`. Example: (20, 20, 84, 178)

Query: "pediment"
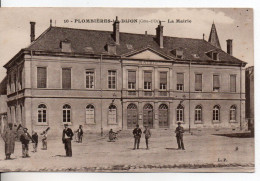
(125, 48, 170, 60)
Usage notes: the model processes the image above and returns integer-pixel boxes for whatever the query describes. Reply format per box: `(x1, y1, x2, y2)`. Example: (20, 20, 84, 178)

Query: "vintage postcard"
(0, 8, 254, 172)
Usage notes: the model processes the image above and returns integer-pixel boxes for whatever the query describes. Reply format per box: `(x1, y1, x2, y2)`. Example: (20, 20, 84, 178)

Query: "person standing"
(41, 131, 48, 150)
(75, 125, 83, 143)
(133, 124, 142, 150)
(3, 123, 16, 160)
(20, 128, 32, 158)
(32, 131, 38, 152)
(62, 124, 74, 157)
(143, 126, 151, 150)
(175, 122, 185, 150)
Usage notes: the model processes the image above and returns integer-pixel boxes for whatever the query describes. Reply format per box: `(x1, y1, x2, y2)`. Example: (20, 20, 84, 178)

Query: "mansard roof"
(5, 25, 246, 68)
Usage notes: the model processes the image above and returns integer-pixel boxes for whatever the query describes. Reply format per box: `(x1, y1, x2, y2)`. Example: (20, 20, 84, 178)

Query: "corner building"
(4, 17, 246, 134)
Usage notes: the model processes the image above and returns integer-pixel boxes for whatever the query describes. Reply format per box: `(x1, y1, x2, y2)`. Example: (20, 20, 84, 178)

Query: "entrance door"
(143, 104, 153, 128)
(159, 104, 169, 128)
(127, 103, 138, 128)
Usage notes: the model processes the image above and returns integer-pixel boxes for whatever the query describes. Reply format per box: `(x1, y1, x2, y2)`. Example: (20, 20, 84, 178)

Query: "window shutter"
(37, 67, 47, 88)
(160, 72, 167, 84)
(213, 75, 220, 88)
(144, 71, 152, 82)
(195, 74, 202, 91)
(230, 75, 236, 92)
(177, 73, 184, 84)
(128, 71, 136, 83)
(62, 68, 71, 89)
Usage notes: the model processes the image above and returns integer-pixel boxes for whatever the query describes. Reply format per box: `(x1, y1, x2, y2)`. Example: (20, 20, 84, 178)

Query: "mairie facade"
(3, 18, 246, 134)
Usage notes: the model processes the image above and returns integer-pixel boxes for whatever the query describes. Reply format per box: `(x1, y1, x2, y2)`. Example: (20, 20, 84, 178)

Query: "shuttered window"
(160, 72, 167, 90)
(230, 75, 236, 92)
(195, 74, 202, 91)
(213, 75, 220, 92)
(86, 104, 95, 124)
(62, 68, 71, 89)
(108, 105, 117, 124)
(37, 67, 47, 88)
(128, 71, 136, 90)
(144, 71, 152, 90)
(177, 73, 184, 91)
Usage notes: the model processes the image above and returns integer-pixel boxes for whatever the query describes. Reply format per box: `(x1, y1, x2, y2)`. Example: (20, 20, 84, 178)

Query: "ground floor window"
(176, 104, 184, 122)
(213, 105, 220, 122)
(86, 104, 95, 124)
(195, 105, 202, 123)
(38, 104, 47, 123)
(108, 105, 117, 124)
(63, 104, 71, 123)
(230, 105, 236, 122)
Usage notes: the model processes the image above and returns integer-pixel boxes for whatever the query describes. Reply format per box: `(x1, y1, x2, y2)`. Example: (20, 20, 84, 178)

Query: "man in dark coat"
(3, 123, 16, 160)
(75, 125, 83, 143)
(32, 131, 38, 152)
(62, 124, 74, 157)
(133, 124, 142, 150)
(20, 128, 32, 158)
(175, 122, 185, 150)
(143, 126, 151, 150)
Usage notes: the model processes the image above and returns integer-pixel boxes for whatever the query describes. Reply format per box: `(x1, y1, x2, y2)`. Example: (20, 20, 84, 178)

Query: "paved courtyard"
(0, 129, 254, 172)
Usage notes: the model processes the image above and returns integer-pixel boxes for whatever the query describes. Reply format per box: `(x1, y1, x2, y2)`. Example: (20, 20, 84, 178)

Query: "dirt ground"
(0, 129, 254, 172)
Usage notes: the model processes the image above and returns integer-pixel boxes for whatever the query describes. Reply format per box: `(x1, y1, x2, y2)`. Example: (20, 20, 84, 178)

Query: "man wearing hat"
(3, 123, 16, 160)
(175, 122, 185, 150)
(20, 127, 32, 158)
(132, 124, 142, 150)
(62, 124, 74, 157)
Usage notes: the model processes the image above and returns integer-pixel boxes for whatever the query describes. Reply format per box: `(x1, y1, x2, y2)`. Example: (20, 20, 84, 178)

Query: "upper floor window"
(128, 71, 136, 90)
(195, 105, 202, 123)
(108, 105, 117, 124)
(108, 70, 116, 89)
(19, 67, 23, 90)
(86, 104, 95, 124)
(176, 104, 184, 122)
(177, 73, 184, 91)
(38, 104, 47, 123)
(63, 104, 71, 123)
(195, 74, 202, 91)
(213, 75, 220, 92)
(230, 105, 236, 122)
(159, 72, 167, 90)
(230, 75, 236, 92)
(213, 105, 220, 122)
(62, 68, 71, 89)
(14, 73, 17, 92)
(8, 74, 12, 93)
(212, 52, 219, 61)
(86, 70, 94, 89)
(37, 67, 47, 88)
(144, 71, 152, 90)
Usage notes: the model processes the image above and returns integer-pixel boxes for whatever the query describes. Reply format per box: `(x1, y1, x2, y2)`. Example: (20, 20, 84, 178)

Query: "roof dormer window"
(172, 48, 183, 59)
(60, 39, 72, 53)
(106, 43, 116, 55)
(212, 52, 219, 61)
(206, 50, 219, 61)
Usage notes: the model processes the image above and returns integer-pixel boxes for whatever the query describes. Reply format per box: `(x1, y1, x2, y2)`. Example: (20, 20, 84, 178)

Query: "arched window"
(195, 105, 202, 123)
(38, 104, 47, 123)
(63, 104, 71, 123)
(176, 104, 184, 122)
(127, 103, 137, 110)
(86, 104, 95, 124)
(108, 105, 117, 124)
(230, 105, 236, 122)
(213, 105, 220, 122)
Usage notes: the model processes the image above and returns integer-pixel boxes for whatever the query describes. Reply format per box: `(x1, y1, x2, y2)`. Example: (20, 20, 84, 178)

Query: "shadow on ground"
(212, 132, 253, 138)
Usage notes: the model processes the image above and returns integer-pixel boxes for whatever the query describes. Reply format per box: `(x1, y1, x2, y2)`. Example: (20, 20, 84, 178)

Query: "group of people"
(2, 123, 49, 160)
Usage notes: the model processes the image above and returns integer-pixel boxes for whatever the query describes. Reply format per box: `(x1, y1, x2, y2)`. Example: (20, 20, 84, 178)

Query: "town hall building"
(3, 17, 247, 134)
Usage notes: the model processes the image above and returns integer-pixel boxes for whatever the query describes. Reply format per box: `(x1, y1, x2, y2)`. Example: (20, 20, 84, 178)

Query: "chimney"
(156, 21, 164, 48)
(30, 21, 36, 43)
(113, 16, 120, 45)
(145, 31, 147, 36)
(226, 39, 233, 56)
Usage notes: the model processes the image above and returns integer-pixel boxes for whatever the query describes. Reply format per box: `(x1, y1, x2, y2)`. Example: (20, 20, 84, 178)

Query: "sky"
(0, 8, 254, 81)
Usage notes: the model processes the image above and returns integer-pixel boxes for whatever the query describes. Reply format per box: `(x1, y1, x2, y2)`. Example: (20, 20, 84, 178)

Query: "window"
(144, 71, 152, 90)
(38, 104, 47, 123)
(230, 75, 236, 92)
(230, 105, 236, 122)
(176, 104, 184, 122)
(128, 71, 136, 90)
(213, 75, 220, 92)
(108, 105, 117, 124)
(37, 67, 47, 88)
(108, 70, 116, 89)
(195, 105, 202, 123)
(62, 68, 71, 89)
(19, 68, 23, 90)
(195, 74, 202, 91)
(160, 72, 167, 90)
(86, 104, 95, 124)
(8, 74, 11, 93)
(86, 70, 94, 89)
(213, 105, 220, 122)
(177, 73, 184, 91)
(213, 52, 218, 60)
(63, 104, 71, 123)
(14, 73, 17, 92)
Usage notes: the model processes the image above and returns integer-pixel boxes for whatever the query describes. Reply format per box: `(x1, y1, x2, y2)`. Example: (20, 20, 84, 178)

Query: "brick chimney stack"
(156, 21, 164, 48)
(30, 21, 36, 43)
(226, 39, 233, 56)
(113, 16, 120, 45)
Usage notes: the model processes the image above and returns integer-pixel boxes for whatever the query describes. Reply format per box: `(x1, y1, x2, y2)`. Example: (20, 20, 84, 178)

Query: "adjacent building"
(0, 76, 7, 134)
(245, 66, 254, 133)
(3, 17, 247, 134)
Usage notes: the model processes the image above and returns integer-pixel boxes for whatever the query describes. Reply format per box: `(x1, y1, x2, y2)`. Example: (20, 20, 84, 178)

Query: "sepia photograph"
(0, 8, 254, 172)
